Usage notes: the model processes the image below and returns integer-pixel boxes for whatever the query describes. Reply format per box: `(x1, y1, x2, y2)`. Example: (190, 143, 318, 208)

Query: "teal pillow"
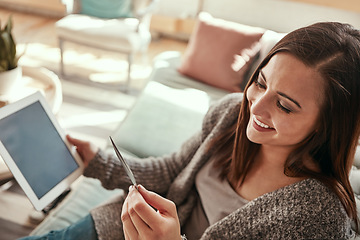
(111, 81, 209, 158)
(80, 0, 133, 19)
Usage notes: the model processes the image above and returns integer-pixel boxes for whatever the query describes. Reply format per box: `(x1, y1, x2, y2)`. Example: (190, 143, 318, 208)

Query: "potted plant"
(0, 16, 21, 95)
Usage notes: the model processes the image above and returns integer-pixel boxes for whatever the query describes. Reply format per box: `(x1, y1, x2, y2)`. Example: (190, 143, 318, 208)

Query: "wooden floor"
(0, 8, 188, 239)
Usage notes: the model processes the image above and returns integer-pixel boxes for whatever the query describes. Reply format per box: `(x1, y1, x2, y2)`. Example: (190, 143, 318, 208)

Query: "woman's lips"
(252, 116, 275, 132)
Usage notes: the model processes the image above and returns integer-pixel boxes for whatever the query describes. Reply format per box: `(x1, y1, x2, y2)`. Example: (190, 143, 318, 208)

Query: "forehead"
(261, 53, 324, 108)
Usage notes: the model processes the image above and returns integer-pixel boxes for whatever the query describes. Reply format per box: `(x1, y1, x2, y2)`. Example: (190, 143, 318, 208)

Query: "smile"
(253, 116, 272, 129)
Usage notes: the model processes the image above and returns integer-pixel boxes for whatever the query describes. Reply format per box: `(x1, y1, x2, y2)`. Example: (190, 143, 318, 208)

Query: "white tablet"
(0, 92, 84, 211)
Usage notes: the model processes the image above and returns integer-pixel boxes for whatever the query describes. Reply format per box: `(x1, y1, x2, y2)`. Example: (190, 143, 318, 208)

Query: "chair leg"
(59, 38, 65, 77)
(126, 53, 133, 92)
(141, 41, 150, 66)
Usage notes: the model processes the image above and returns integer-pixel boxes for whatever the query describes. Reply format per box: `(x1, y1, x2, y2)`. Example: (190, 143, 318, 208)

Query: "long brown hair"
(210, 22, 360, 227)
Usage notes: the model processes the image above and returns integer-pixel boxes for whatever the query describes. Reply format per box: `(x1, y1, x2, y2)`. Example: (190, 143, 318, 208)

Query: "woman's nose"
(250, 92, 271, 117)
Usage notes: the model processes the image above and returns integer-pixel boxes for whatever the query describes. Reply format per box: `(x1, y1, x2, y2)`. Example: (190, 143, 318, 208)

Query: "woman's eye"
(276, 101, 292, 114)
(254, 77, 266, 89)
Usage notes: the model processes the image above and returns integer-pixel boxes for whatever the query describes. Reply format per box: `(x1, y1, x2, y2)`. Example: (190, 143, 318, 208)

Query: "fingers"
(66, 135, 88, 148)
(122, 186, 153, 239)
(66, 135, 98, 166)
(126, 186, 157, 229)
(66, 135, 79, 144)
(121, 186, 181, 240)
(138, 185, 177, 217)
(121, 199, 138, 239)
(130, 185, 177, 228)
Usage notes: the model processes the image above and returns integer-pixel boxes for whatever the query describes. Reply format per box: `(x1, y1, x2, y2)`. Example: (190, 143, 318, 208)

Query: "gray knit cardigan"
(84, 93, 354, 240)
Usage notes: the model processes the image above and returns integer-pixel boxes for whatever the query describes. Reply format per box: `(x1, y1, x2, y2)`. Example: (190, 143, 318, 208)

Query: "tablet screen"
(0, 100, 78, 199)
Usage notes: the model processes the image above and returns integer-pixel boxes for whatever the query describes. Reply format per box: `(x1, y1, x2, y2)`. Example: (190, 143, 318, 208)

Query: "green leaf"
(4, 16, 12, 34)
(0, 15, 18, 71)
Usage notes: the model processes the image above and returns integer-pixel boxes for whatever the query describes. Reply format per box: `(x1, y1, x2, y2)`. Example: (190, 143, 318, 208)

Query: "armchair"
(55, 0, 158, 91)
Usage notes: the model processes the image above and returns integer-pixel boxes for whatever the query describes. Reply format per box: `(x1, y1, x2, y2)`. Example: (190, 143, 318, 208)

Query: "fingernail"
(128, 185, 132, 192)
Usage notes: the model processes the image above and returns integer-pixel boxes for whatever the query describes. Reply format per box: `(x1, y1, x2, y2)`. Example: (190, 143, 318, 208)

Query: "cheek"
(246, 84, 256, 104)
(274, 117, 295, 133)
(275, 115, 317, 142)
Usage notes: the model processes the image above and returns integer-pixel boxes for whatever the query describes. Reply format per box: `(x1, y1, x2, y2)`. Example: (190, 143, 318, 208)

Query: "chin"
(246, 128, 263, 144)
(247, 136, 267, 145)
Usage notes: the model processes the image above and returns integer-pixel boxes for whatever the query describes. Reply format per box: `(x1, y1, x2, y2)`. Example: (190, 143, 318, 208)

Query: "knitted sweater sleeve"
(82, 130, 202, 195)
(83, 93, 243, 196)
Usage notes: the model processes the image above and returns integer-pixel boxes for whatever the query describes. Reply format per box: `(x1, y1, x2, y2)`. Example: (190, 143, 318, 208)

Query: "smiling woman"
(21, 22, 360, 240)
(210, 21, 360, 236)
(246, 53, 323, 148)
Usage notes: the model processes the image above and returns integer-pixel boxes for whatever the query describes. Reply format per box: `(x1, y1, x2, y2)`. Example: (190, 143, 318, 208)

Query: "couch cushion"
(111, 81, 211, 158)
(178, 12, 264, 92)
(80, 0, 133, 19)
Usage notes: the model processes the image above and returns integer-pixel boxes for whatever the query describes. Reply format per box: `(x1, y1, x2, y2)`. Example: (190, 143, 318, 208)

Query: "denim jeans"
(18, 214, 97, 240)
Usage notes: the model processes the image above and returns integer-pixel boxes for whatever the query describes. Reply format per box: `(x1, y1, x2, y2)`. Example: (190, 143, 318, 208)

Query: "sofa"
(30, 12, 360, 237)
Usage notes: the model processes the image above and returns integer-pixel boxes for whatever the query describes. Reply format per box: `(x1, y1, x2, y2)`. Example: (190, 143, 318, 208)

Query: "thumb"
(66, 135, 98, 166)
(66, 135, 86, 147)
(137, 185, 177, 216)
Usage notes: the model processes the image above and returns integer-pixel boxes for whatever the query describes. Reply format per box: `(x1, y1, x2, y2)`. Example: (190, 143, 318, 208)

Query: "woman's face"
(246, 52, 324, 150)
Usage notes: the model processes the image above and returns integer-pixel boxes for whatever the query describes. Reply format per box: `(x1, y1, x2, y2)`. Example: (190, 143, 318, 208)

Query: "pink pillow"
(178, 12, 264, 92)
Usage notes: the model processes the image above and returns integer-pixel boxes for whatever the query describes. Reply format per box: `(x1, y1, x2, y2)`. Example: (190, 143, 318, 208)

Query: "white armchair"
(55, 0, 158, 91)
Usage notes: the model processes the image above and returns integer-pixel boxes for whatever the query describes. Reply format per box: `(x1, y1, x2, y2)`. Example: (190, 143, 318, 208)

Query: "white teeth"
(254, 117, 270, 129)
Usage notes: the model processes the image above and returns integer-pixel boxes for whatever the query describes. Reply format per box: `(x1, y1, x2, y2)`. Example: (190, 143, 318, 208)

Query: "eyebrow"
(277, 92, 302, 109)
(259, 71, 302, 109)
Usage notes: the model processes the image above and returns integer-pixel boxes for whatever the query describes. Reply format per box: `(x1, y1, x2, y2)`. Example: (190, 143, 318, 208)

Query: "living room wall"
(152, 0, 360, 39)
(285, 0, 360, 13)
(0, 0, 359, 39)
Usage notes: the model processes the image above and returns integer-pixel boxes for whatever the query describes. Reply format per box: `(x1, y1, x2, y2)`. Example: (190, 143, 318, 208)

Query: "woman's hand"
(66, 135, 99, 167)
(121, 185, 181, 240)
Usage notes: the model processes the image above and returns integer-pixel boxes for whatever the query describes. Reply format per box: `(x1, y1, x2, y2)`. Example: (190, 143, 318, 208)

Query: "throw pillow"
(80, 0, 133, 19)
(178, 12, 265, 92)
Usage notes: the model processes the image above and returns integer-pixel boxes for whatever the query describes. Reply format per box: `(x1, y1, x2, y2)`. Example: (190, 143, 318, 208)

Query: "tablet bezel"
(0, 92, 84, 211)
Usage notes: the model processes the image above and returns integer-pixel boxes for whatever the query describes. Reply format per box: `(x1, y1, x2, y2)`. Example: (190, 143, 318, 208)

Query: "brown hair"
(210, 22, 360, 227)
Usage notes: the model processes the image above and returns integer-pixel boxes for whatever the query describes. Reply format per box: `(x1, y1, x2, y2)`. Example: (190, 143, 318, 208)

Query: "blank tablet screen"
(0, 101, 78, 199)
